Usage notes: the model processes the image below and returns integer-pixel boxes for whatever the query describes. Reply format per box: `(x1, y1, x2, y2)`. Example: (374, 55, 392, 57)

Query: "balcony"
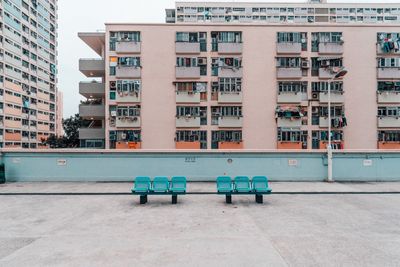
(176, 116, 201, 128)
(218, 92, 243, 103)
(5, 132, 21, 142)
(115, 66, 141, 79)
(277, 68, 303, 79)
(216, 43, 243, 54)
(378, 92, 400, 103)
(218, 141, 243, 149)
(319, 141, 344, 150)
(4, 120, 22, 128)
(378, 116, 400, 128)
(175, 42, 201, 54)
(4, 68, 22, 81)
(218, 117, 243, 128)
(378, 68, 400, 79)
(277, 118, 302, 128)
(277, 141, 303, 149)
(79, 82, 105, 98)
(319, 117, 346, 128)
(116, 142, 141, 150)
(79, 104, 105, 119)
(277, 92, 305, 104)
(115, 117, 141, 128)
(4, 94, 22, 105)
(115, 42, 141, 54)
(79, 59, 105, 77)
(219, 68, 243, 78)
(276, 43, 302, 54)
(176, 67, 201, 79)
(38, 114, 49, 121)
(319, 92, 345, 103)
(376, 44, 400, 55)
(319, 68, 336, 79)
(318, 43, 344, 54)
(378, 141, 400, 149)
(176, 141, 201, 149)
(115, 92, 141, 103)
(176, 91, 201, 103)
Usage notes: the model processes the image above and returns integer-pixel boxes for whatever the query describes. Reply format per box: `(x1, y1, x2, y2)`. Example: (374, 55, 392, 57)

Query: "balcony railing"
(79, 59, 105, 77)
(115, 66, 141, 79)
(219, 67, 243, 78)
(79, 82, 105, 98)
(218, 117, 243, 128)
(79, 128, 105, 140)
(378, 91, 400, 103)
(213, 42, 243, 54)
(217, 92, 243, 103)
(176, 67, 201, 79)
(176, 116, 201, 128)
(277, 118, 302, 128)
(378, 116, 400, 128)
(277, 68, 303, 79)
(377, 68, 400, 79)
(318, 42, 344, 54)
(276, 43, 302, 54)
(79, 104, 105, 119)
(319, 92, 345, 103)
(115, 117, 141, 128)
(175, 42, 201, 54)
(176, 91, 201, 103)
(115, 42, 141, 54)
(277, 92, 305, 104)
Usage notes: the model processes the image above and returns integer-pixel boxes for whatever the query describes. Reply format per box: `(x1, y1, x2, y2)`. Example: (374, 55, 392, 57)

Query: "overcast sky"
(58, 0, 400, 118)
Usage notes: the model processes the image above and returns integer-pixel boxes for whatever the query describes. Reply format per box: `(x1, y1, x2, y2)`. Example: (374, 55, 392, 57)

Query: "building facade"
(78, 0, 400, 150)
(0, 0, 59, 149)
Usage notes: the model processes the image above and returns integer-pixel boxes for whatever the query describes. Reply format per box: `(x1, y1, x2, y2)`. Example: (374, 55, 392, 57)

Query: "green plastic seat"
(152, 177, 170, 192)
(170, 176, 187, 193)
(252, 176, 272, 193)
(132, 177, 151, 193)
(217, 176, 233, 193)
(234, 176, 252, 192)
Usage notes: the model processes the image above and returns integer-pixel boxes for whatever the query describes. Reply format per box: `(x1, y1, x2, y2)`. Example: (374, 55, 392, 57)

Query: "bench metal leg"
(172, 195, 178, 204)
(140, 195, 147, 205)
(255, 194, 263, 204)
(226, 195, 232, 204)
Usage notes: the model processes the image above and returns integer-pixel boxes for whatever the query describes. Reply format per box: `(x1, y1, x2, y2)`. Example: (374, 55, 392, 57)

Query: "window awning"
(317, 56, 343, 61)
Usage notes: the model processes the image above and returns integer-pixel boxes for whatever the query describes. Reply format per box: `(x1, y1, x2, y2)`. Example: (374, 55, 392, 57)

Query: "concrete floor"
(0, 183, 400, 266)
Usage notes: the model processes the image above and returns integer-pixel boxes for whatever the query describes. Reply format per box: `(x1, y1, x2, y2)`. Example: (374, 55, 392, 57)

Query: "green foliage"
(43, 114, 85, 148)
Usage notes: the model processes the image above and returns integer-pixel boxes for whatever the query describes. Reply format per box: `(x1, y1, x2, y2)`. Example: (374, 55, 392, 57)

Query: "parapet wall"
(1, 150, 399, 182)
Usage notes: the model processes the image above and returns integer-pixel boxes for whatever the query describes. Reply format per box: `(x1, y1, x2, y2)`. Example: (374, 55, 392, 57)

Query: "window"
(278, 82, 308, 93)
(312, 82, 343, 93)
(118, 57, 140, 67)
(378, 58, 400, 68)
(217, 78, 242, 92)
(276, 57, 302, 68)
(117, 106, 141, 117)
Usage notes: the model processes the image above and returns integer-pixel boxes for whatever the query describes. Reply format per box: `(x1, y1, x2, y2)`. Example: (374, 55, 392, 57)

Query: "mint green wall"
(1, 151, 400, 182)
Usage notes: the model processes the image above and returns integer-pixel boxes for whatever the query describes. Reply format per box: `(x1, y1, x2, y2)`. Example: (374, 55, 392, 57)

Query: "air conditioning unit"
(198, 58, 207, 65)
(110, 81, 116, 89)
(301, 60, 310, 69)
(312, 93, 319, 100)
(111, 110, 117, 117)
(321, 60, 330, 67)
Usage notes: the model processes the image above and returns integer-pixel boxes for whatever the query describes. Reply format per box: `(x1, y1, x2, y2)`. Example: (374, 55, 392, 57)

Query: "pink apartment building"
(78, 0, 400, 150)
(0, 0, 59, 149)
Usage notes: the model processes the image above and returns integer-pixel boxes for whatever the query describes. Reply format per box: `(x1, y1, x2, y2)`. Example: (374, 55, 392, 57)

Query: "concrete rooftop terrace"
(0, 182, 399, 266)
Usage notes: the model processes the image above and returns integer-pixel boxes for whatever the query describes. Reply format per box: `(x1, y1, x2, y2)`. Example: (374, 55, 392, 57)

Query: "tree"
(43, 114, 86, 148)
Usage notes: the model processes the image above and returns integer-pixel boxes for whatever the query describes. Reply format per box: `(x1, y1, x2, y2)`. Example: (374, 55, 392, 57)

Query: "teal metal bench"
(132, 176, 187, 204)
(217, 176, 272, 204)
